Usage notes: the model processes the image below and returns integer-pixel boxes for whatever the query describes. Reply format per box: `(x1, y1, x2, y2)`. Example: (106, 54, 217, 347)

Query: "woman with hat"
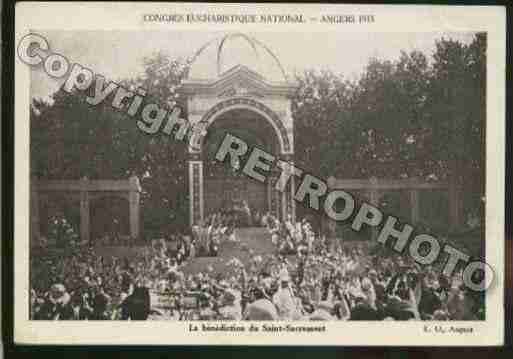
(34, 283, 74, 320)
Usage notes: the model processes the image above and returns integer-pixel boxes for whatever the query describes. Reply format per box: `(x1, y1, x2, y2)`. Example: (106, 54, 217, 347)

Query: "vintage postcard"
(14, 2, 506, 346)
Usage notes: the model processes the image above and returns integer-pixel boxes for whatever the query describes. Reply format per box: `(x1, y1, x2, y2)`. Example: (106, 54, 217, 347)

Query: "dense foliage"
(31, 34, 486, 239)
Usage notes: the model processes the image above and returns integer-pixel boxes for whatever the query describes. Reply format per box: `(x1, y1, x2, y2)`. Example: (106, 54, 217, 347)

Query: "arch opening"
(190, 98, 291, 155)
(201, 108, 280, 222)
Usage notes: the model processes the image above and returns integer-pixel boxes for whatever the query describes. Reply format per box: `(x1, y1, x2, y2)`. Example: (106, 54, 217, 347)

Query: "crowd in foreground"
(30, 213, 484, 321)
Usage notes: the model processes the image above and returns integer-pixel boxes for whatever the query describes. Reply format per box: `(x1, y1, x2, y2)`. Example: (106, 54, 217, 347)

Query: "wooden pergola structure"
(31, 176, 142, 243)
(323, 176, 462, 237)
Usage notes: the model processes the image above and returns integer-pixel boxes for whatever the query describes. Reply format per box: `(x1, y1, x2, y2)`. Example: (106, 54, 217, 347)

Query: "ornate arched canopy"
(181, 33, 297, 225)
(190, 97, 291, 154)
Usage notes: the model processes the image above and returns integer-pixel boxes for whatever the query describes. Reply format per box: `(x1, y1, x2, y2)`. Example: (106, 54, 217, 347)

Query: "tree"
(292, 50, 432, 180)
(31, 51, 192, 238)
(291, 34, 486, 228)
(424, 34, 486, 223)
(31, 35, 486, 237)
(291, 69, 354, 177)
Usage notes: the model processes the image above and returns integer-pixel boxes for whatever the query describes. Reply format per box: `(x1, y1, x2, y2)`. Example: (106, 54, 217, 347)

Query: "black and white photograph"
(12, 2, 506, 346)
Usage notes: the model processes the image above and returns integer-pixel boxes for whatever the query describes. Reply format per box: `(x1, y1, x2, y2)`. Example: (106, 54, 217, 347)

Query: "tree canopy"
(293, 33, 485, 186)
(31, 34, 486, 237)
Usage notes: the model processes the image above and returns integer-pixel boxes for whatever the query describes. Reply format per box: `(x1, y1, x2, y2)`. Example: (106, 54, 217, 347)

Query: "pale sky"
(29, 30, 476, 101)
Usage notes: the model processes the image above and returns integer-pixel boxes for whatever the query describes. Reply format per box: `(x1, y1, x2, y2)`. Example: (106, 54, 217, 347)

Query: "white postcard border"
(14, 2, 506, 346)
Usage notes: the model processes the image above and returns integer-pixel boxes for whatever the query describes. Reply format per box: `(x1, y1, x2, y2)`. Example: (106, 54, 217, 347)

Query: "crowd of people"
(30, 212, 484, 321)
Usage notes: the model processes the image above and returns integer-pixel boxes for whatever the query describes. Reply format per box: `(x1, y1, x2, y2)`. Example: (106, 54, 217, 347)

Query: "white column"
(128, 176, 141, 240)
(189, 160, 204, 225)
(129, 193, 140, 240)
(281, 188, 288, 221)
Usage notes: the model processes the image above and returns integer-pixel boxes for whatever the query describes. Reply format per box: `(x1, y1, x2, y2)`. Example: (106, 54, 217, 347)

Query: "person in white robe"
(272, 269, 302, 320)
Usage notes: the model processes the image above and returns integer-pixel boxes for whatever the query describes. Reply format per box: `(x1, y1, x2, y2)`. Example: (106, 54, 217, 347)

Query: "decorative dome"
(188, 33, 289, 83)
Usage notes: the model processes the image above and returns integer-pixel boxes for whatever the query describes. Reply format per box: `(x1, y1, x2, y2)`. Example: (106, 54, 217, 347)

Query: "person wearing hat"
(367, 269, 386, 308)
(383, 271, 421, 320)
(121, 278, 151, 320)
(35, 283, 74, 320)
(417, 274, 443, 319)
(272, 269, 301, 320)
(90, 282, 112, 320)
(255, 272, 273, 300)
(360, 277, 377, 309)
